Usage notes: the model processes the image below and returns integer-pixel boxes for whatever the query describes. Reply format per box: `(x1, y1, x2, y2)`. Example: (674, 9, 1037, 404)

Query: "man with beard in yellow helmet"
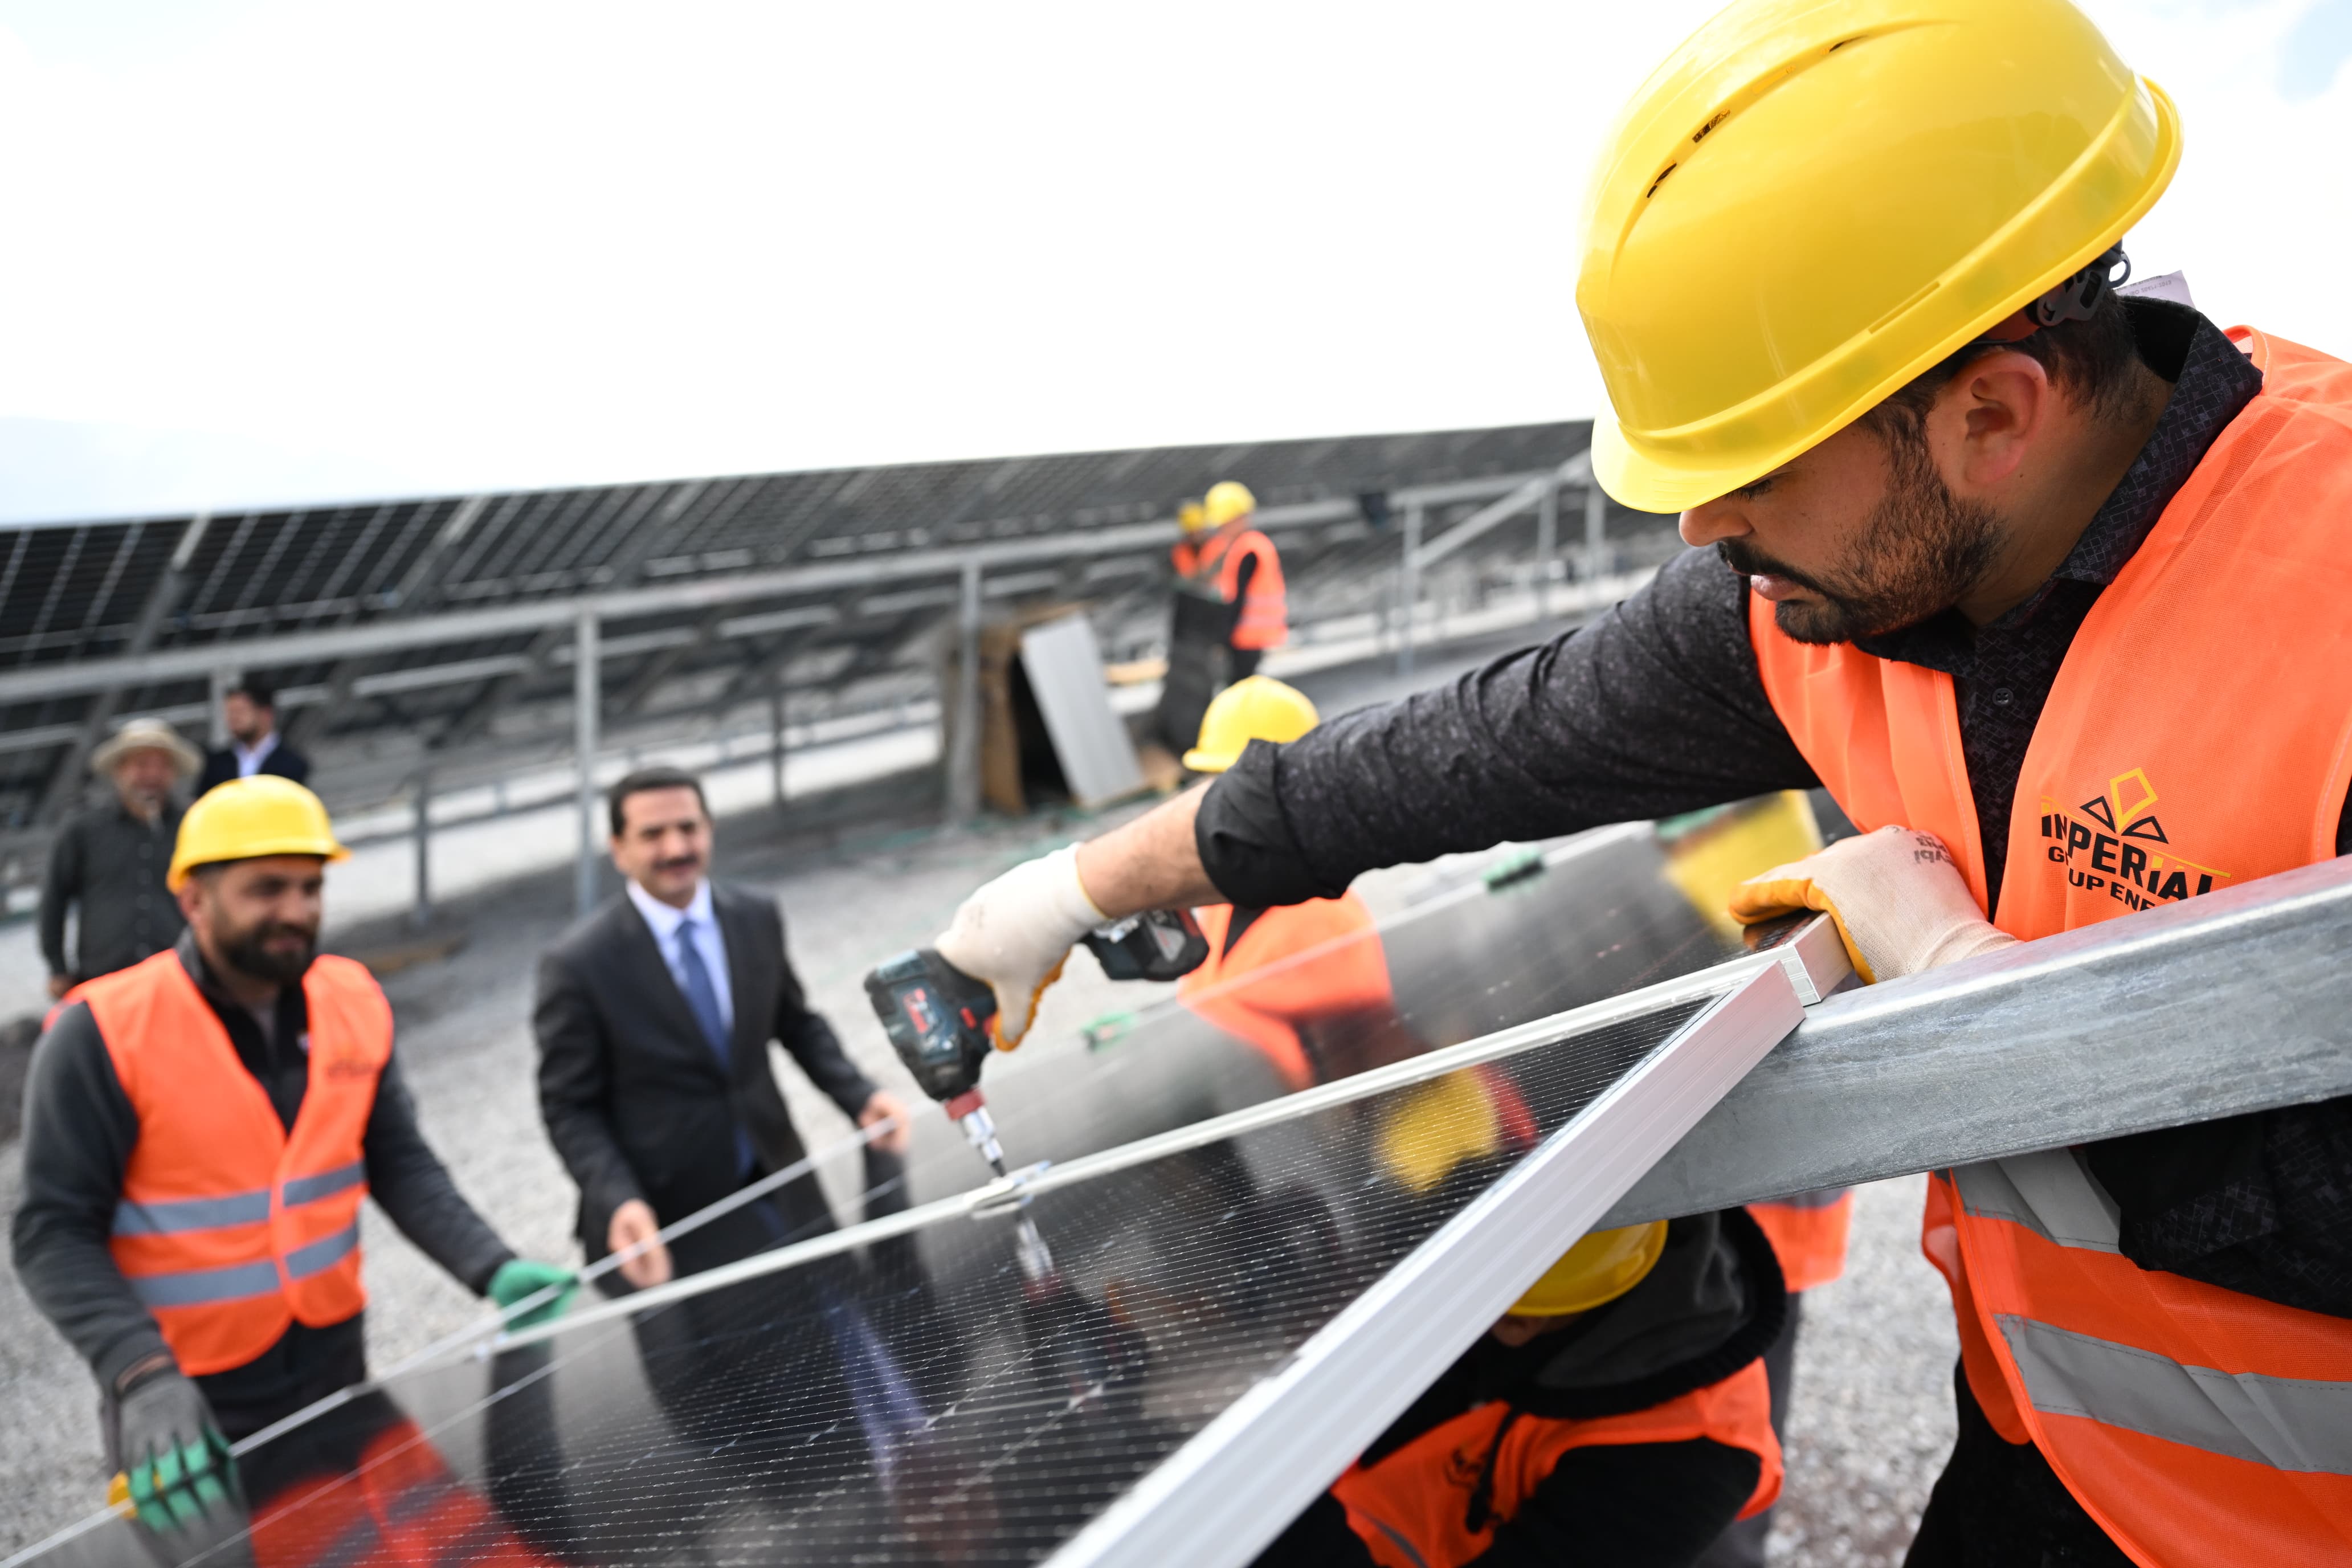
(924, 3, 2352, 1561)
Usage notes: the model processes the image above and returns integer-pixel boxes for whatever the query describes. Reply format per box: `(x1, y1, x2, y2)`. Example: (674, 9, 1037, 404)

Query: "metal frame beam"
(1602, 853, 2352, 1226)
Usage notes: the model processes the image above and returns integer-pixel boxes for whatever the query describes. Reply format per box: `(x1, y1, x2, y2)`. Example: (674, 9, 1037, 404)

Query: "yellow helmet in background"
(1185, 676, 1319, 773)
(1202, 480, 1257, 530)
(1509, 1222, 1670, 1317)
(1177, 500, 1209, 535)
(170, 775, 350, 891)
(1577, 0, 2180, 513)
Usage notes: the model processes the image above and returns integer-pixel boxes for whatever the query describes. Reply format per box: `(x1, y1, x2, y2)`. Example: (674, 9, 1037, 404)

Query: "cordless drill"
(864, 909, 1210, 1175)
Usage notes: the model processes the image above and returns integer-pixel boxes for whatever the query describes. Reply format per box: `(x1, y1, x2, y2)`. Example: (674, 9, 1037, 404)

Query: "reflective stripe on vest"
(1753, 326, 2352, 1564)
(112, 1159, 363, 1237)
(1332, 1359, 1781, 1568)
(80, 949, 393, 1375)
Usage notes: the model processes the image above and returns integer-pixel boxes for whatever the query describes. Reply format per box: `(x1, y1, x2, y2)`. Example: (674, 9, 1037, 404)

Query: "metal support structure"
(1395, 503, 1423, 676)
(1534, 481, 1558, 618)
(573, 609, 601, 918)
(1602, 853, 2352, 1227)
(770, 688, 787, 810)
(409, 771, 432, 930)
(946, 560, 984, 823)
(0, 471, 1561, 712)
(207, 667, 234, 747)
(1582, 484, 1607, 580)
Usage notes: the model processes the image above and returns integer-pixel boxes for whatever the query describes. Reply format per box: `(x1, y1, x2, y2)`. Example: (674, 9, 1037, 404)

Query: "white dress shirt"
(626, 876, 734, 1037)
(231, 730, 280, 778)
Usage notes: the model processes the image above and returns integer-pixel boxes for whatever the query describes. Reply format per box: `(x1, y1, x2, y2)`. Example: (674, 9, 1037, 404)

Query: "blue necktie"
(676, 917, 756, 1176)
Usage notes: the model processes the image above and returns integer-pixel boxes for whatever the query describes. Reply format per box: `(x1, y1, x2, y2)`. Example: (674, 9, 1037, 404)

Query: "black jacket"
(1259, 1210, 1787, 1568)
(533, 883, 877, 1267)
(197, 739, 311, 796)
(10, 933, 513, 1434)
(39, 798, 186, 982)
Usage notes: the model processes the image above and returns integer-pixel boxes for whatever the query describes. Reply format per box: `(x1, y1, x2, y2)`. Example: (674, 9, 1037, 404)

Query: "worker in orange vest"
(1256, 1215, 1786, 1568)
(12, 778, 573, 1558)
(924, 2, 2352, 1560)
(1174, 677, 1408, 1090)
(1158, 481, 1289, 756)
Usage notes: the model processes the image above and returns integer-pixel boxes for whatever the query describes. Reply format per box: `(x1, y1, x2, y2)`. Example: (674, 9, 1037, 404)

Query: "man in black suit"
(197, 680, 312, 796)
(534, 765, 909, 1288)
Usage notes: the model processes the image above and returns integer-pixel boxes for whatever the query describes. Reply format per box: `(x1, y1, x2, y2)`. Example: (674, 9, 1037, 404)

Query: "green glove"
(109, 1365, 244, 1544)
(488, 1258, 577, 1328)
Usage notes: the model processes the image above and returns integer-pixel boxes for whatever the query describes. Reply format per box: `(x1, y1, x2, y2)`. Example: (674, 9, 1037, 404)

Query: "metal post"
(1582, 484, 1607, 581)
(207, 668, 235, 748)
(409, 770, 432, 931)
(1534, 480, 1558, 618)
(1396, 504, 1423, 676)
(770, 687, 787, 810)
(946, 559, 983, 823)
(573, 607, 601, 918)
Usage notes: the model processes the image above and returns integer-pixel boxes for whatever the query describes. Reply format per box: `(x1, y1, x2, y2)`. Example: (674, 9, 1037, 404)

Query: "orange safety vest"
(1750, 326, 2352, 1564)
(1332, 1359, 1782, 1568)
(1174, 526, 1288, 651)
(1748, 1190, 1853, 1294)
(250, 1418, 553, 1568)
(81, 949, 392, 1377)
(1179, 897, 1393, 1091)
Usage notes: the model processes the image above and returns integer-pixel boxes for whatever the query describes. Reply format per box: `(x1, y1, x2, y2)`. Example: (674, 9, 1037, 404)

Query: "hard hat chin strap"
(1975, 245, 2131, 344)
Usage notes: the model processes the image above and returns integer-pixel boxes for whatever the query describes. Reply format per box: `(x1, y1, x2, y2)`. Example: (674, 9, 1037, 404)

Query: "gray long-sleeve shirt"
(1195, 299, 2352, 1320)
(39, 798, 186, 983)
(11, 932, 514, 1424)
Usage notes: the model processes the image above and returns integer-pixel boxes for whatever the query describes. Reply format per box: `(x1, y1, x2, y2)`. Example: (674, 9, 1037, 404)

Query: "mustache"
(652, 854, 703, 872)
(1715, 539, 1839, 599)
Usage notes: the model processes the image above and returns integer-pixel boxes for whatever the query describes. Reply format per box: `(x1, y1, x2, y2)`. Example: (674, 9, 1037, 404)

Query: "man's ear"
(1938, 351, 2051, 492)
(176, 879, 204, 922)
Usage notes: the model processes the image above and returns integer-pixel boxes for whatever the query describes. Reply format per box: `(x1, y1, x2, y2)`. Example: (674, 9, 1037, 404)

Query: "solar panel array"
(12, 801, 1812, 1568)
(0, 422, 1604, 839)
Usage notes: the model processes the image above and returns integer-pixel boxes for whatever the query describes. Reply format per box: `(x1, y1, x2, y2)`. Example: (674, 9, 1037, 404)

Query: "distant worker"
(1157, 480, 1288, 756)
(40, 717, 200, 1001)
(1256, 1215, 1786, 1568)
(11, 777, 571, 1556)
(197, 679, 311, 795)
(1175, 678, 1403, 1090)
(922, 1, 2352, 1559)
(535, 766, 910, 1291)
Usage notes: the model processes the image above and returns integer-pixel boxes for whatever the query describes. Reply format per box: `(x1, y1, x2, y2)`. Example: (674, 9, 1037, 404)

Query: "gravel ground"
(0, 626, 1965, 1559)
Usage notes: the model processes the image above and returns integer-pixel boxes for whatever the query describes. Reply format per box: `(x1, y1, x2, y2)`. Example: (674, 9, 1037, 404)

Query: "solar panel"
(12, 803, 1837, 1568)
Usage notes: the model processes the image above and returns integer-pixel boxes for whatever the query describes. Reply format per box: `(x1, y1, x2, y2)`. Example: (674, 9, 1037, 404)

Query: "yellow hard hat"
(1577, 0, 2180, 513)
(169, 776, 350, 891)
(1202, 480, 1257, 530)
(1177, 500, 1209, 535)
(1184, 676, 1319, 773)
(1509, 1222, 1670, 1318)
(1374, 1071, 1503, 1195)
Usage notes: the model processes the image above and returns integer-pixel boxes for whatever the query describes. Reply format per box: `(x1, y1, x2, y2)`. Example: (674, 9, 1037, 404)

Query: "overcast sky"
(1, 0, 2347, 523)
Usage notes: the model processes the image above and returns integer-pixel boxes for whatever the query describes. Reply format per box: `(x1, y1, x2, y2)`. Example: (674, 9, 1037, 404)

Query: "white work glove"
(1727, 825, 2018, 984)
(933, 844, 1108, 1048)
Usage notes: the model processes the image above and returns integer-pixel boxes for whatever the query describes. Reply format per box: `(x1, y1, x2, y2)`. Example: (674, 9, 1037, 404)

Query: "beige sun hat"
(90, 718, 202, 779)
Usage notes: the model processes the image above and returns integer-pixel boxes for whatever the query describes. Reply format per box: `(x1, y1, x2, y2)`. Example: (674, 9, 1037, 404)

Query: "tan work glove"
(1728, 825, 2018, 984)
(934, 844, 1108, 1048)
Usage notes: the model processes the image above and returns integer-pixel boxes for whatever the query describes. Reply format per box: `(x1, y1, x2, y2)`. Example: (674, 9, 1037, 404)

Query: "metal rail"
(1603, 853, 2352, 1226)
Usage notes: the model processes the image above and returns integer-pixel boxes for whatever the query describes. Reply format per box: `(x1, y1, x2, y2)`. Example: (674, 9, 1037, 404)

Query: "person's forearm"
(1075, 784, 1227, 918)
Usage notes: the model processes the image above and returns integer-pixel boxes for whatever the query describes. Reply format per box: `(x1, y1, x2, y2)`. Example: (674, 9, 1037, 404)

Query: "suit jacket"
(197, 741, 311, 795)
(533, 881, 877, 1265)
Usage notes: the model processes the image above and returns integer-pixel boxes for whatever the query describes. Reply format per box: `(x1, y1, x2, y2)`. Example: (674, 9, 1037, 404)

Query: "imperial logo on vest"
(2037, 767, 2228, 911)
